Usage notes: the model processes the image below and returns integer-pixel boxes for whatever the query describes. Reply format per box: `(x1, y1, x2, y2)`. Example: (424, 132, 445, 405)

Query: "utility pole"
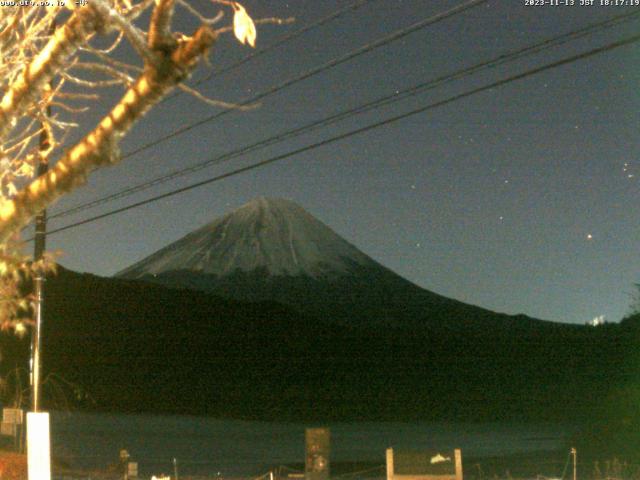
(30, 60, 54, 412)
(26, 89, 54, 480)
(571, 447, 577, 480)
(30, 17, 56, 414)
(30, 114, 49, 413)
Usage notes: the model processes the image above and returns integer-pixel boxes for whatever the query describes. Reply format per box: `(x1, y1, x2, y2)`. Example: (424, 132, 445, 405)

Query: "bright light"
(588, 315, 605, 327)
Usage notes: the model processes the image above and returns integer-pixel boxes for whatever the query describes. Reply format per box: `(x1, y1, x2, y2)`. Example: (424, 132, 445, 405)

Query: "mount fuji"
(117, 197, 540, 328)
(9, 197, 625, 422)
(119, 197, 374, 278)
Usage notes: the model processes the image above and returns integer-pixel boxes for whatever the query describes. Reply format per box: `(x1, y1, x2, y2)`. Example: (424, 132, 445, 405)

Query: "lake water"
(48, 412, 574, 477)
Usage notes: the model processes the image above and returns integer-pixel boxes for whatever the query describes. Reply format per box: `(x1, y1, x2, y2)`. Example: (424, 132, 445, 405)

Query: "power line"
(49, 8, 640, 220)
(160, 0, 379, 105)
(36, 32, 640, 240)
(118, 0, 489, 159)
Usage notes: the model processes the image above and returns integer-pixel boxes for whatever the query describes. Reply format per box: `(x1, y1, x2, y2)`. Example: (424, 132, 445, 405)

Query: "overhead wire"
(116, 0, 490, 160)
(48, 8, 640, 221)
(31, 31, 640, 240)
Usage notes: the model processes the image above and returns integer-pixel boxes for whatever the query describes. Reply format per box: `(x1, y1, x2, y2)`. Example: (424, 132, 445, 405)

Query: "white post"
(454, 449, 463, 480)
(27, 412, 51, 480)
(386, 448, 394, 480)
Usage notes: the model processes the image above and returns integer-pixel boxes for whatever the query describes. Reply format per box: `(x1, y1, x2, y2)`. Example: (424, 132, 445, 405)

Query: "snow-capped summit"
(118, 197, 530, 327)
(118, 197, 375, 279)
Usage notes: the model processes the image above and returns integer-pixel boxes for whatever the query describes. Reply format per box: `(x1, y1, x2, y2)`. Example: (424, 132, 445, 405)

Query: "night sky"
(38, 0, 640, 325)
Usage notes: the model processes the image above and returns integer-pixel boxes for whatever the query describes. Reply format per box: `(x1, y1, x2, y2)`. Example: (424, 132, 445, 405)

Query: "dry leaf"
(16, 162, 34, 178)
(5, 182, 16, 197)
(232, 2, 256, 47)
(14, 322, 26, 336)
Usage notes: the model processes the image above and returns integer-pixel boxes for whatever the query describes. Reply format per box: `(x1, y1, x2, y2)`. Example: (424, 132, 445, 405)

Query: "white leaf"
(233, 2, 256, 47)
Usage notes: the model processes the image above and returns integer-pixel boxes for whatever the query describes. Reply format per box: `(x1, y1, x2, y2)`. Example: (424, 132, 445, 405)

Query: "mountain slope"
(1, 266, 631, 423)
(117, 197, 542, 328)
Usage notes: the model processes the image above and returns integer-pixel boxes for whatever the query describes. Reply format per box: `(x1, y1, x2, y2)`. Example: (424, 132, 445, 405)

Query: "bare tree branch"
(0, 25, 217, 243)
(0, 6, 102, 144)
